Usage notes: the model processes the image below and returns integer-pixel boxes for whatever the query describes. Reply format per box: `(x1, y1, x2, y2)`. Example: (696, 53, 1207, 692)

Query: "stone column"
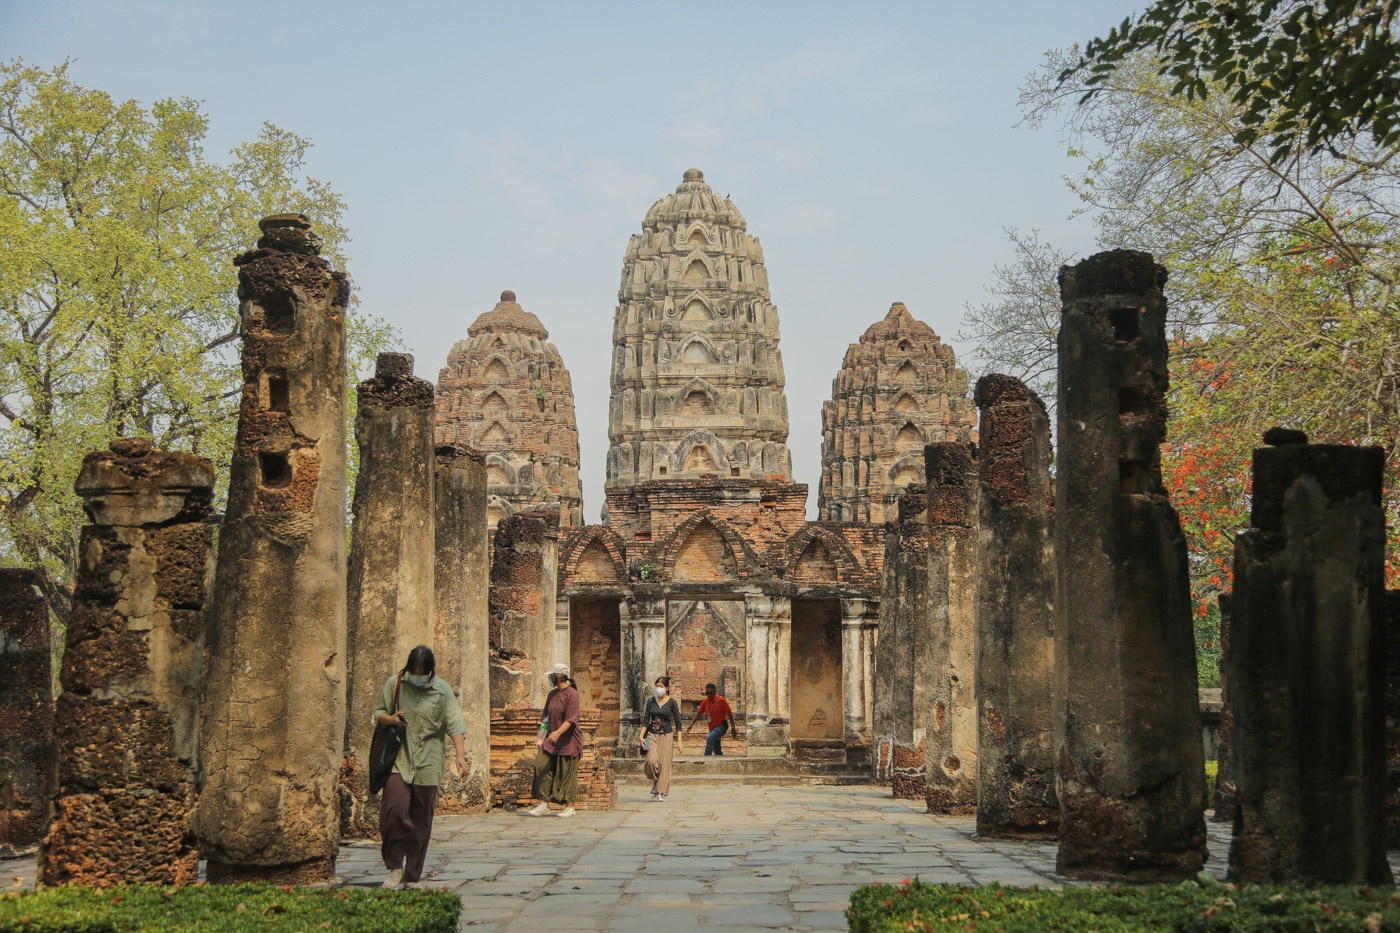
(745, 593, 791, 756)
(872, 528, 899, 784)
(0, 569, 50, 852)
(488, 507, 560, 711)
(974, 376, 1057, 838)
(1388, 590, 1400, 848)
(840, 597, 878, 766)
(1227, 431, 1391, 884)
(1054, 249, 1206, 880)
(433, 444, 491, 811)
(40, 439, 213, 885)
(1211, 592, 1237, 820)
(882, 489, 929, 799)
(924, 441, 978, 815)
(195, 214, 350, 884)
(342, 352, 436, 837)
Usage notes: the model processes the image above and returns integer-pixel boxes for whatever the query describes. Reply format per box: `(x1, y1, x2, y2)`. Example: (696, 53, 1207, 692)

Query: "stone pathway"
(7, 785, 1393, 932)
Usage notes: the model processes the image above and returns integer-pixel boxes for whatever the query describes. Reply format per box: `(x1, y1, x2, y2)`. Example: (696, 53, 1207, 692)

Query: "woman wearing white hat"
(525, 663, 580, 817)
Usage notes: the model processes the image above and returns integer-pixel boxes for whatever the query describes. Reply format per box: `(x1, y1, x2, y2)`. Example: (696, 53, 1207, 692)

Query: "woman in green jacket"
(374, 645, 468, 889)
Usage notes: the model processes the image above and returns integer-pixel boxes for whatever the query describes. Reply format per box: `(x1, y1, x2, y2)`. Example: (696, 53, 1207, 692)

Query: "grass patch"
(0, 883, 460, 933)
(847, 877, 1399, 932)
(1205, 758, 1218, 806)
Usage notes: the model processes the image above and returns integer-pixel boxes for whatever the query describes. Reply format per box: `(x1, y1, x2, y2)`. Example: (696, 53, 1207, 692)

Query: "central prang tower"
(605, 169, 792, 488)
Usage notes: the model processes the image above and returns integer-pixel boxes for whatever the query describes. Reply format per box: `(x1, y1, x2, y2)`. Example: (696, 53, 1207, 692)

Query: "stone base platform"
(609, 755, 867, 786)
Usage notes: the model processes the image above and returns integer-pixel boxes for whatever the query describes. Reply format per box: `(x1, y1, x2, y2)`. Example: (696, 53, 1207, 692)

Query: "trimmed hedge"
(847, 877, 1400, 932)
(0, 883, 461, 933)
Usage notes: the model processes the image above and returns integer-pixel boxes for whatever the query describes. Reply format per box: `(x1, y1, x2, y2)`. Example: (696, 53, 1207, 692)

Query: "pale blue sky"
(3, 0, 1133, 519)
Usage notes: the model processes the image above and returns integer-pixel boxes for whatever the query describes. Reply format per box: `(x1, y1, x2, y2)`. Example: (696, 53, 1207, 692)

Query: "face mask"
(654, 686, 667, 698)
(406, 674, 432, 689)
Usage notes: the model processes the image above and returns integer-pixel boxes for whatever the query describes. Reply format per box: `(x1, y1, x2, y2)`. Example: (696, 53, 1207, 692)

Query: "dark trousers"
(532, 750, 579, 805)
(705, 721, 728, 756)
(380, 773, 439, 883)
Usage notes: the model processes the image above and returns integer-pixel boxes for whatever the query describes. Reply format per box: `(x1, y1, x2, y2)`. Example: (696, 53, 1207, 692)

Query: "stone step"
(607, 755, 870, 786)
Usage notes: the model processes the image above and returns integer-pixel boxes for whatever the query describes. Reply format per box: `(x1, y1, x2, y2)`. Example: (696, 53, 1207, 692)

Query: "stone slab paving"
(4, 786, 1397, 932)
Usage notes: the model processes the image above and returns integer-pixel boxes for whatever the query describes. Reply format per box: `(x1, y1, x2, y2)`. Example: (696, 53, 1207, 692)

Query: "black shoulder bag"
(368, 674, 405, 794)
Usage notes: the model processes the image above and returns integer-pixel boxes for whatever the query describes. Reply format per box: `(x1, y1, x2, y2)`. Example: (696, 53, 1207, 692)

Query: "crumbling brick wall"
(40, 438, 214, 886)
(489, 709, 615, 810)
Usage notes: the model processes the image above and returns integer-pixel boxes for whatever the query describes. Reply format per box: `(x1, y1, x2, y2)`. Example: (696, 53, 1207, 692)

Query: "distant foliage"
(967, 48, 1400, 630)
(1064, 0, 1400, 163)
(1195, 601, 1222, 688)
(0, 59, 398, 623)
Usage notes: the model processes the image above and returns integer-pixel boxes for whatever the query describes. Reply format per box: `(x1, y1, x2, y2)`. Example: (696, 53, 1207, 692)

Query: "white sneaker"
(381, 867, 404, 889)
(525, 801, 550, 816)
(556, 806, 576, 818)
(655, 794, 666, 802)
(649, 789, 658, 800)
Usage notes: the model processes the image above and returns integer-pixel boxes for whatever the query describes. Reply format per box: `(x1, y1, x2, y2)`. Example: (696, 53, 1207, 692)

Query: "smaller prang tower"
(818, 302, 977, 523)
(436, 291, 583, 529)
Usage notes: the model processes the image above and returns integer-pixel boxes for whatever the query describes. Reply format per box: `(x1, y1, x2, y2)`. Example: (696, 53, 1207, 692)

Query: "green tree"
(0, 59, 398, 622)
(1065, 0, 1400, 162)
(967, 48, 1400, 686)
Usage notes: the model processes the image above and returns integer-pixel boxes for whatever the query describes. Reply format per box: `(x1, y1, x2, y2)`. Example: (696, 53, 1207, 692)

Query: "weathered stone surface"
(1211, 592, 1237, 820)
(342, 353, 437, 838)
(872, 487, 928, 795)
(923, 442, 978, 815)
(490, 509, 560, 711)
(40, 441, 214, 886)
(436, 291, 583, 529)
(1228, 439, 1391, 885)
(0, 569, 50, 851)
(434, 444, 492, 812)
(195, 216, 350, 884)
(1388, 590, 1400, 848)
(1054, 250, 1206, 881)
(974, 375, 1057, 839)
(606, 170, 792, 486)
(818, 303, 977, 523)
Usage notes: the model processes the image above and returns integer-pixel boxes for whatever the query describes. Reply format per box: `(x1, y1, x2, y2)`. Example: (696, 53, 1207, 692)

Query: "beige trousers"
(644, 732, 675, 795)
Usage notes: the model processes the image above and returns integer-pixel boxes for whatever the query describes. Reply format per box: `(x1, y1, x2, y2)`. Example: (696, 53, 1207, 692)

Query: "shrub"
(1205, 759, 1218, 806)
(847, 878, 1399, 932)
(0, 883, 460, 933)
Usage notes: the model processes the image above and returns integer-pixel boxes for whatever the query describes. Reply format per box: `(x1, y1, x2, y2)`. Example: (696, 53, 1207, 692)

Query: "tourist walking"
(375, 645, 469, 890)
(687, 682, 737, 756)
(526, 663, 581, 818)
(643, 675, 683, 801)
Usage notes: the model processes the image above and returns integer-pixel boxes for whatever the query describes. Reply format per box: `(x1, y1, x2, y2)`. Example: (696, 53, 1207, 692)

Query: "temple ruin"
(973, 375, 1057, 839)
(0, 570, 50, 852)
(1228, 431, 1391, 884)
(436, 291, 583, 530)
(819, 303, 977, 523)
(1053, 249, 1207, 880)
(341, 352, 438, 837)
(922, 442, 978, 815)
(194, 214, 351, 884)
(551, 170, 902, 764)
(40, 440, 215, 885)
(433, 443, 492, 811)
(7, 167, 1396, 895)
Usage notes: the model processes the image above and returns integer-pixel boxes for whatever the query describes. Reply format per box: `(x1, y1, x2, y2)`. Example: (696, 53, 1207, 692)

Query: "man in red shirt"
(688, 683, 737, 756)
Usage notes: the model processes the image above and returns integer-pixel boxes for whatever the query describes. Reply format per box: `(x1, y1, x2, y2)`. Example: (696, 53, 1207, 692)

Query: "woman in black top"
(643, 676, 683, 801)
